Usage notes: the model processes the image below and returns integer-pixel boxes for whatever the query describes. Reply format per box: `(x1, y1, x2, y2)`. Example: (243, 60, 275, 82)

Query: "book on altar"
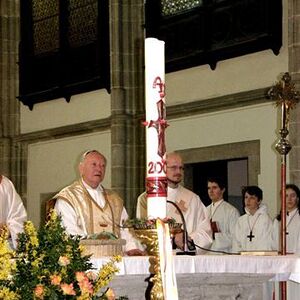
(240, 250, 279, 256)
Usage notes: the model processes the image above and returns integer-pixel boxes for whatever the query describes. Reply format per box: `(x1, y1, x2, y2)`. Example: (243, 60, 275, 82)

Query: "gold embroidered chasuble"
(53, 180, 123, 237)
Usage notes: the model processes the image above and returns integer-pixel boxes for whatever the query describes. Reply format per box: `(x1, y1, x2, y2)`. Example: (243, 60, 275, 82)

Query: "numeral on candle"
(148, 161, 166, 174)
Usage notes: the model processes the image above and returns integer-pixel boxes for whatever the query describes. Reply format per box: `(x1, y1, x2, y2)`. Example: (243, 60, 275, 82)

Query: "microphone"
(166, 200, 196, 255)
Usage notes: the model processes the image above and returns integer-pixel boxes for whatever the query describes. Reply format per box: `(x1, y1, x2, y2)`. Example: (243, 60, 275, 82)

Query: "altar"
(92, 254, 300, 300)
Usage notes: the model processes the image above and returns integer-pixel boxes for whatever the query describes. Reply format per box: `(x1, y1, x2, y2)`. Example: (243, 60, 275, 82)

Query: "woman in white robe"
(272, 184, 300, 300)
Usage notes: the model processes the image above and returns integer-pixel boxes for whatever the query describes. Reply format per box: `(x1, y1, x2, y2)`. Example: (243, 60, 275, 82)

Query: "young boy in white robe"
(232, 186, 273, 252)
(233, 186, 274, 300)
(206, 176, 240, 253)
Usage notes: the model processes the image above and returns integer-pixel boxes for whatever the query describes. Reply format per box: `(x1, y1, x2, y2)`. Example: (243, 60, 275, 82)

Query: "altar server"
(0, 175, 27, 248)
(53, 150, 144, 256)
(272, 184, 300, 253)
(136, 152, 212, 253)
(273, 184, 300, 300)
(206, 176, 240, 253)
(232, 186, 273, 252)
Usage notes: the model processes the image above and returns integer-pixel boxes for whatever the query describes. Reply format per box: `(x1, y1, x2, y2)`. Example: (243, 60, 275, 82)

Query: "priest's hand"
(125, 248, 147, 256)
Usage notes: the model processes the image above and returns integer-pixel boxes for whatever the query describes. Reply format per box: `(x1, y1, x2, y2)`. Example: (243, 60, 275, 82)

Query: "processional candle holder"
(134, 224, 164, 300)
(133, 220, 180, 300)
(268, 72, 299, 300)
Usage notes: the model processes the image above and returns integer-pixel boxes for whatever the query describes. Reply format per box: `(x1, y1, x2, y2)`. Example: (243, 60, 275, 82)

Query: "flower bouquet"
(0, 211, 128, 300)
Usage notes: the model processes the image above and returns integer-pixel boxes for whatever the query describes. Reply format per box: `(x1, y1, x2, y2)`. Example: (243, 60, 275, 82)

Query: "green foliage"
(0, 211, 123, 300)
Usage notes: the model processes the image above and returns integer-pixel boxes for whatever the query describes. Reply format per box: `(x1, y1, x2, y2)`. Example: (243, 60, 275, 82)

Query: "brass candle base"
(134, 229, 164, 300)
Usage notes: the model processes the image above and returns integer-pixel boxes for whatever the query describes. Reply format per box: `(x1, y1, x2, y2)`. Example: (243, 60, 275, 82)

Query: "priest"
(52, 150, 144, 256)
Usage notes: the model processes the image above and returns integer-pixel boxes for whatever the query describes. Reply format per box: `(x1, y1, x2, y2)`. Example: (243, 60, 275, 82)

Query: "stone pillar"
(110, 0, 145, 216)
(0, 1, 20, 186)
(288, 0, 300, 185)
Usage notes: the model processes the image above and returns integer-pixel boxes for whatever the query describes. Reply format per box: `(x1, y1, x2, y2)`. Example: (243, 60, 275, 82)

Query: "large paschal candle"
(144, 38, 168, 219)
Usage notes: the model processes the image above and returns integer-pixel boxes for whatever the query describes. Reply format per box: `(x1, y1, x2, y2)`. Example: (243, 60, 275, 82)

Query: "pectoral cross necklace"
(247, 214, 261, 242)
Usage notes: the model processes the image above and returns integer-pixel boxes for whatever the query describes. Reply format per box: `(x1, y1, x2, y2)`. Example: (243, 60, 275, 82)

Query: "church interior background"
(0, 0, 299, 228)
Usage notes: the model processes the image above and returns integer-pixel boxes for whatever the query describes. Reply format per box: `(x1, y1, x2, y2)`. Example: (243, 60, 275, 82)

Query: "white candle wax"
(145, 38, 167, 219)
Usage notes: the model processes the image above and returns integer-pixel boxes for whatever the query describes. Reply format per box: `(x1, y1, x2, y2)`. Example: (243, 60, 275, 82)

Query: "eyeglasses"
(167, 166, 184, 171)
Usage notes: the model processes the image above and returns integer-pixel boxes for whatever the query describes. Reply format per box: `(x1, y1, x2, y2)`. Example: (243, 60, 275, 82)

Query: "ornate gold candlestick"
(134, 228, 164, 300)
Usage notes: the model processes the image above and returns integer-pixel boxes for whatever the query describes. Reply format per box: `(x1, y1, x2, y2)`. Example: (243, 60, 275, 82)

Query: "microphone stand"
(167, 200, 196, 255)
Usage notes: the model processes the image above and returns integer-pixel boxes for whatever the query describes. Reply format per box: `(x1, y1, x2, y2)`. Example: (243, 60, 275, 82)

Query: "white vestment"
(232, 204, 273, 252)
(207, 200, 240, 253)
(0, 175, 27, 248)
(272, 209, 300, 300)
(55, 180, 143, 253)
(272, 208, 300, 253)
(136, 185, 212, 253)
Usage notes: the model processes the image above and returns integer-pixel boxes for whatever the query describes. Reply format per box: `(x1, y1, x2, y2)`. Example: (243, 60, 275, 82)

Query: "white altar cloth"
(91, 254, 300, 282)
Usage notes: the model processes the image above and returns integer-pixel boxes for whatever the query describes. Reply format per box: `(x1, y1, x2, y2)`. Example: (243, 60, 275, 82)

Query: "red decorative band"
(146, 176, 167, 197)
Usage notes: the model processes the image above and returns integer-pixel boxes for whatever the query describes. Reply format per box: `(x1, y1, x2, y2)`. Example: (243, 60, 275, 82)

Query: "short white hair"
(80, 150, 107, 165)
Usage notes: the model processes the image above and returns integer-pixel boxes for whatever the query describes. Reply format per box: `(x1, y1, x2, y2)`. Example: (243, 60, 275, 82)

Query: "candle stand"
(134, 228, 164, 300)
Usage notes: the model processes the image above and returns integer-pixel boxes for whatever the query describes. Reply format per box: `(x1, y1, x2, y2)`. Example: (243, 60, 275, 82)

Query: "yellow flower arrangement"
(0, 211, 128, 300)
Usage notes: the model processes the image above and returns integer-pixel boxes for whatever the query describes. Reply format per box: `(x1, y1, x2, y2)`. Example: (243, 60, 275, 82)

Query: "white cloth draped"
(90, 254, 300, 282)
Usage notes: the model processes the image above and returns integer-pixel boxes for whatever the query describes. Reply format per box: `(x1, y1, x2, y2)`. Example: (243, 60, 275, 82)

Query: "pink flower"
(78, 277, 94, 294)
(75, 271, 86, 282)
(58, 256, 70, 266)
(34, 284, 44, 299)
(50, 274, 62, 286)
(60, 283, 76, 295)
(86, 271, 97, 281)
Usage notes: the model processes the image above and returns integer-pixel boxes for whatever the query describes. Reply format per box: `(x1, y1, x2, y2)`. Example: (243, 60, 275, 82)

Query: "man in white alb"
(0, 175, 27, 248)
(206, 177, 240, 253)
(136, 152, 212, 253)
(53, 150, 144, 256)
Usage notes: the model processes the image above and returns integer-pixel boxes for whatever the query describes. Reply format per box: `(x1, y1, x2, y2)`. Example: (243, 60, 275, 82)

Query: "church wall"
(166, 49, 288, 106)
(20, 90, 111, 134)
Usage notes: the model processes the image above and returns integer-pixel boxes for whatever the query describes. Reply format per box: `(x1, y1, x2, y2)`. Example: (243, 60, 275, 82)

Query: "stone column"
(0, 1, 20, 186)
(288, 0, 300, 185)
(110, 0, 145, 216)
